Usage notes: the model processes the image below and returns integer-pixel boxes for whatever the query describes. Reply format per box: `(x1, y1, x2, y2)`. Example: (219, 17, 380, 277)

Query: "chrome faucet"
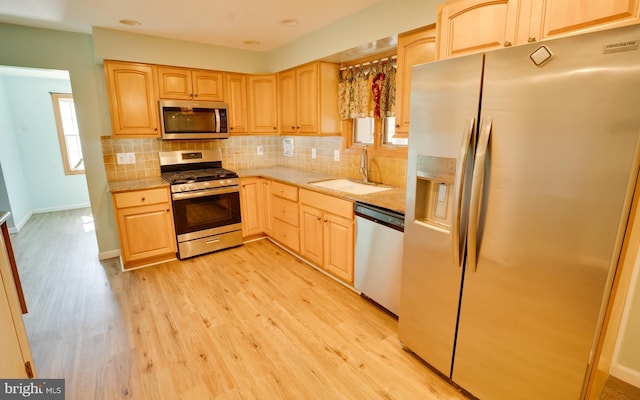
(359, 146, 369, 183)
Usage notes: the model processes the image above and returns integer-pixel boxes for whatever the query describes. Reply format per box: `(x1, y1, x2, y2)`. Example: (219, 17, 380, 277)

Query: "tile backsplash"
(101, 135, 407, 187)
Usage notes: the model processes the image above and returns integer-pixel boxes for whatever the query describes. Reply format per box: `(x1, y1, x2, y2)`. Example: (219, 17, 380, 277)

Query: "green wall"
(0, 22, 120, 254)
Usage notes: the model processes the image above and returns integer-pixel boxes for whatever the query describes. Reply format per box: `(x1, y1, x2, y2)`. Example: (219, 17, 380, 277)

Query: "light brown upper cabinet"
(104, 60, 160, 138)
(395, 26, 437, 135)
(278, 61, 341, 136)
(248, 74, 279, 134)
(157, 66, 224, 101)
(224, 73, 249, 134)
(437, 0, 520, 59)
(523, 0, 640, 43)
(437, 0, 640, 59)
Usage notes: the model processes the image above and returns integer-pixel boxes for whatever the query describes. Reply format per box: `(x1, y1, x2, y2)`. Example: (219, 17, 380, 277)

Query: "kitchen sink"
(309, 179, 392, 195)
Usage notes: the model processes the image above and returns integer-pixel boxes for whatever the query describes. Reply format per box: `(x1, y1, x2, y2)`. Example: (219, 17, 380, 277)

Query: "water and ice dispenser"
(413, 155, 457, 231)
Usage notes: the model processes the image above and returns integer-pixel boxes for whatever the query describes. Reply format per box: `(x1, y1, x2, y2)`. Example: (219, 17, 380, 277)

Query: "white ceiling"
(0, 0, 385, 52)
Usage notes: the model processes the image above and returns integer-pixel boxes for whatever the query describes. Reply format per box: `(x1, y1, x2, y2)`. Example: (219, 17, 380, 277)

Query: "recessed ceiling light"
(243, 40, 261, 46)
(119, 19, 141, 26)
(279, 18, 299, 27)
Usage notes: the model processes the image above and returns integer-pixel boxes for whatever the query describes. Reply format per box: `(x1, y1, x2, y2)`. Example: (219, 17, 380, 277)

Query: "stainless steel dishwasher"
(354, 202, 404, 316)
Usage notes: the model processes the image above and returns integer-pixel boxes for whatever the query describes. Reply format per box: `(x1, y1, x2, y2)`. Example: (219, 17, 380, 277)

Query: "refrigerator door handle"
(467, 116, 492, 273)
(452, 117, 476, 268)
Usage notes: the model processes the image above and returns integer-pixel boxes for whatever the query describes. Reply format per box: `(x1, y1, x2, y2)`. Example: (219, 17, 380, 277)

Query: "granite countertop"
(0, 211, 9, 225)
(237, 166, 406, 214)
(107, 177, 169, 193)
(105, 167, 407, 214)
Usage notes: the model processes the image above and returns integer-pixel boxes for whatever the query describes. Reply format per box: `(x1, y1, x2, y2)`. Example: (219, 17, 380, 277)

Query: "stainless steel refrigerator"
(399, 24, 640, 400)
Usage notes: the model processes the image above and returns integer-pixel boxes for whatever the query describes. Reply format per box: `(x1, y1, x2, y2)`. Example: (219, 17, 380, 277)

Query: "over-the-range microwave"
(159, 99, 229, 140)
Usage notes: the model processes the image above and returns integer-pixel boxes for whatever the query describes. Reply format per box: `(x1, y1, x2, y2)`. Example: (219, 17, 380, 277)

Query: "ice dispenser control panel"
(414, 155, 456, 230)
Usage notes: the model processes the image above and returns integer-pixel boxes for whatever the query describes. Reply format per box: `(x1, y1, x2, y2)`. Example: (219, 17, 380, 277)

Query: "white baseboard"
(610, 362, 640, 388)
(32, 203, 91, 214)
(99, 249, 120, 261)
(9, 211, 33, 233)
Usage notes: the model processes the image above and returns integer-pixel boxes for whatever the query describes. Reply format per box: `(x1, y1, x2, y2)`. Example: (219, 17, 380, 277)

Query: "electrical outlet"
(126, 152, 136, 164)
(334, 149, 340, 161)
(257, 146, 264, 156)
(116, 153, 127, 165)
(311, 148, 317, 159)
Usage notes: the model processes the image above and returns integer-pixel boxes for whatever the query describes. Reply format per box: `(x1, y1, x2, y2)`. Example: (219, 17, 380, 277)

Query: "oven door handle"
(172, 186, 239, 200)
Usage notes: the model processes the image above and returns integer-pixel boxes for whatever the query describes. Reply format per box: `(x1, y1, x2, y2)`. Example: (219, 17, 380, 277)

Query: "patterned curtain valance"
(338, 57, 397, 120)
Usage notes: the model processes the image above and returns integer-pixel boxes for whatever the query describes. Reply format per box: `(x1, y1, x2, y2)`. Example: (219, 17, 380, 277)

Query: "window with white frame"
(51, 93, 84, 175)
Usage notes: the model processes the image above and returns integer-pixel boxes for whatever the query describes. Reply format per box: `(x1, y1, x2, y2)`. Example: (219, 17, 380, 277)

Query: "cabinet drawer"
(272, 196, 299, 227)
(299, 189, 353, 219)
(273, 219, 299, 252)
(271, 181, 298, 201)
(113, 188, 170, 209)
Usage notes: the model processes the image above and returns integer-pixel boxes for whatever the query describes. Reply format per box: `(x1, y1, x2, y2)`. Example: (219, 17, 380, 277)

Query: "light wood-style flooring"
(10, 208, 465, 399)
(10, 209, 640, 399)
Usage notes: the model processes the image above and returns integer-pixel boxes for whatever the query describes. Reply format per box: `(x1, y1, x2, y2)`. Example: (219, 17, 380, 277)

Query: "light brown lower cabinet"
(112, 187, 177, 270)
(270, 181, 300, 252)
(299, 189, 354, 284)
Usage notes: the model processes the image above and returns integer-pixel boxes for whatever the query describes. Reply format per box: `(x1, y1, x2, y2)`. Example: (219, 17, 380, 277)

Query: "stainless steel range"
(159, 149, 242, 259)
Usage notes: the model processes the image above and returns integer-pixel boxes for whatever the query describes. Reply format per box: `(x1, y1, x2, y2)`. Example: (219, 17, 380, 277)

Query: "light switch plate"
(116, 153, 127, 165)
(126, 152, 136, 164)
(334, 149, 340, 161)
(311, 148, 317, 159)
(257, 146, 264, 156)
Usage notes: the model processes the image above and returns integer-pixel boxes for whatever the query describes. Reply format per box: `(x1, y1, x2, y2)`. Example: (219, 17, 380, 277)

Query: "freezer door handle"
(467, 117, 492, 273)
(452, 117, 476, 268)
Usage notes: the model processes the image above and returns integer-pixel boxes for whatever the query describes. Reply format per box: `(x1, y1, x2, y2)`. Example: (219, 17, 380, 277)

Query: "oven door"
(171, 187, 241, 241)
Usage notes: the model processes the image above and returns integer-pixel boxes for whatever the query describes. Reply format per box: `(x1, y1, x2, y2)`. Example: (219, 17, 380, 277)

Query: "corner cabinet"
(104, 60, 160, 138)
(112, 187, 177, 270)
(299, 189, 354, 284)
(278, 61, 341, 135)
(395, 27, 437, 134)
(248, 74, 279, 134)
(224, 73, 249, 134)
(157, 66, 225, 101)
(239, 177, 264, 238)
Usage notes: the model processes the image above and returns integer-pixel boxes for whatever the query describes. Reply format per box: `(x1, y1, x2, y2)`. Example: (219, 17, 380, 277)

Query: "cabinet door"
(278, 68, 298, 134)
(157, 66, 193, 100)
(296, 62, 319, 133)
(248, 74, 279, 134)
(0, 234, 35, 378)
(117, 203, 176, 267)
(323, 213, 354, 284)
(193, 70, 225, 101)
(260, 179, 273, 236)
(437, 0, 520, 59)
(240, 177, 263, 237)
(529, 0, 640, 42)
(225, 73, 249, 134)
(104, 61, 160, 138)
(396, 27, 437, 134)
(300, 205, 324, 266)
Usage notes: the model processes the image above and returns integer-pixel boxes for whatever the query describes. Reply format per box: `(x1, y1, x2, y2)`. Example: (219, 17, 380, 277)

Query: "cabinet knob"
(273, 127, 277, 130)
(141, 197, 146, 202)
(323, 219, 328, 223)
(296, 126, 300, 129)
(291, 126, 295, 130)
(504, 40, 513, 47)
(316, 217, 321, 221)
(528, 36, 537, 43)
(395, 124, 400, 128)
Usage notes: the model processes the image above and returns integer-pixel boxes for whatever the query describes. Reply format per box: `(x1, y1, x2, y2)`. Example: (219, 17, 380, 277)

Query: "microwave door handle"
(215, 109, 221, 133)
